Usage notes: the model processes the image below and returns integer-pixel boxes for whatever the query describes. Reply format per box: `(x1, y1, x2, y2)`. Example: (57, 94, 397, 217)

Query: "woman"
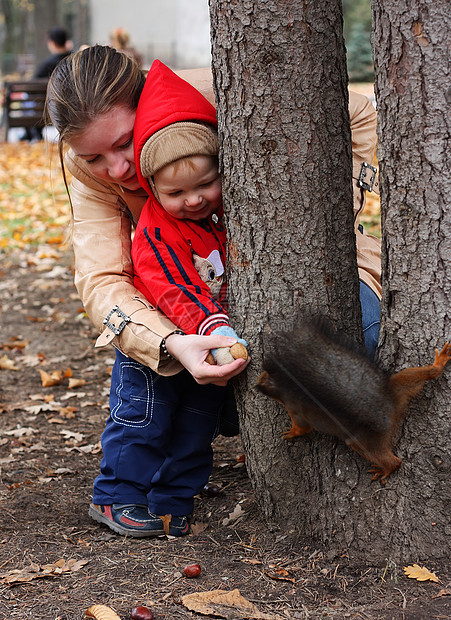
(46, 46, 381, 537)
(47, 45, 247, 387)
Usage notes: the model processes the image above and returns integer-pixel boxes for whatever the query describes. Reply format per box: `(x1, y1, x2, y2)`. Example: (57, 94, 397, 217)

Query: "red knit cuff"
(198, 313, 230, 336)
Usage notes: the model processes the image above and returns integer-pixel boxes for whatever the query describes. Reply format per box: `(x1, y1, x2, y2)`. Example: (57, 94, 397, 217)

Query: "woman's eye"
(86, 155, 100, 164)
(120, 137, 133, 149)
(208, 269, 215, 280)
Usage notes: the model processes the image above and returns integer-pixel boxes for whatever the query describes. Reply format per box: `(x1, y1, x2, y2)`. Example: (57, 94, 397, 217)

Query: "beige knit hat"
(140, 121, 219, 179)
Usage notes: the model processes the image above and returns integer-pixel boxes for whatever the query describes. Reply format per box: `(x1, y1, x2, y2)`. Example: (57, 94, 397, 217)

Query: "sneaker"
(89, 503, 165, 538)
(167, 515, 190, 537)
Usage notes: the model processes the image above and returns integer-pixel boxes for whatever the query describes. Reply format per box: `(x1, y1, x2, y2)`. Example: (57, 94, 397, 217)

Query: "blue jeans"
(360, 280, 381, 358)
(93, 350, 225, 516)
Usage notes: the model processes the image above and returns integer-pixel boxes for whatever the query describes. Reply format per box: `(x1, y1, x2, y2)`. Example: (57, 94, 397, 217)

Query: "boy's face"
(153, 155, 222, 221)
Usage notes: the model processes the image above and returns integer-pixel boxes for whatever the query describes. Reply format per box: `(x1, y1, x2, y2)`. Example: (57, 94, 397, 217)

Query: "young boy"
(88, 60, 246, 539)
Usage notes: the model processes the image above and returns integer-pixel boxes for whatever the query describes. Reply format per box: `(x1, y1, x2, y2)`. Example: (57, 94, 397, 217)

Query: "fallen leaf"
(1, 338, 29, 350)
(85, 604, 121, 619)
(64, 442, 102, 454)
(0, 558, 88, 585)
(68, 377, 86, 389)
(21, 354, 45, 367)
(265, 567, 295, 583)
(43, 467, 74, 478)
(24, 403, 60, 415)
(3, 427, 36, 437)
(39, 369, 64, 387)
(60, 429, 84, 443)
(404, 564, 439, 583)
(0, 355, 19, 370)
(190, 521, 208, 535)
(222, 503, 244, 526)
(181, 588, 284, 619)
(61, 391, 87, 400)
(433, 582, 451, 598)
(57, 405, 77, 418)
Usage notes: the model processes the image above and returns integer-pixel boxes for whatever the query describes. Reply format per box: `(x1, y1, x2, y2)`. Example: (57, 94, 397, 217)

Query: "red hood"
(134, 59, 217, 192)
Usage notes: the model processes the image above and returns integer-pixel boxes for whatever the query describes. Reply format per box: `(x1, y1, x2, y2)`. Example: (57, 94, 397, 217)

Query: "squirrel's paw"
(369, 467, 388, 484)
(434, 342, 451, 369)
(283, 423, 312, 440)
(283, 428, 301, 441)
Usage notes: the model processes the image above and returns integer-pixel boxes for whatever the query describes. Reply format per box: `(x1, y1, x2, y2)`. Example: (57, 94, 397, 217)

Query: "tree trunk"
(209, 0, 370, 553)
(371, 0, 451, 560)
(33, 0, 59, 65)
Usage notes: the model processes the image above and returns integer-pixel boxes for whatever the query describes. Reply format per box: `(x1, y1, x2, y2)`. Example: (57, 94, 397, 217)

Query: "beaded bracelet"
(160, 330, 185, 360)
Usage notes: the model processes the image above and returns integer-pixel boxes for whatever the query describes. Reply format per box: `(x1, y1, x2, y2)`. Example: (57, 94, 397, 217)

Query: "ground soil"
(0, 247, 449, 620)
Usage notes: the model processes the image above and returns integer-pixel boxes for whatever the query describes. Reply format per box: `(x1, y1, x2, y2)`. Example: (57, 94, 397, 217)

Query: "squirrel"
(256, 316, 451, 482)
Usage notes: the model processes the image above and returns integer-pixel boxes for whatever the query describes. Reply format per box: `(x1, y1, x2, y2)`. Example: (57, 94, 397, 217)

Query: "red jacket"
(132, 60, 230, 335)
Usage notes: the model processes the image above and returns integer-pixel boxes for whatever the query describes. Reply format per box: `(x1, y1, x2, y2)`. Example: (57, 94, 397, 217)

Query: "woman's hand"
(164, 333, 249, 386)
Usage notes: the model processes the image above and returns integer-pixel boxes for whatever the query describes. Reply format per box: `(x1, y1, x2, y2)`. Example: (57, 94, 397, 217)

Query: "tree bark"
(209, 0, 369, 552)
(33, 0, 59, 65)
(371, 0, 451, 560)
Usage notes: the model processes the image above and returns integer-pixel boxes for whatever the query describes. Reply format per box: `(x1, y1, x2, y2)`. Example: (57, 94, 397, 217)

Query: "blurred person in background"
(21, 26, 72, 141)
(109, 27, 143, 68)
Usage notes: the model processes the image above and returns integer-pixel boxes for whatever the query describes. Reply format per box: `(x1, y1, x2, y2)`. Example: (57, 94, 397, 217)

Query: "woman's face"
(69, 106, 141, 191)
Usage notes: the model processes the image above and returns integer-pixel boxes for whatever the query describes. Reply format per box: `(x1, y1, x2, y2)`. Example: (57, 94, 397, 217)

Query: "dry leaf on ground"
(0, 355, 19, 370)
(3, 427, 36, 437)
(39, 369, 64, 386)
(404, 564, 439, 583)
(68, 377, 87, 388)
(0, 558, 89, 585)
(222, 502, 245, 526)
(60, 429, 84, 443)
(85, 604, 121, 620)
(433, 582, 451, 598)
(181, 588, 284, 619)
(265, 567, 295, 583)
(1, 338, 29, 350)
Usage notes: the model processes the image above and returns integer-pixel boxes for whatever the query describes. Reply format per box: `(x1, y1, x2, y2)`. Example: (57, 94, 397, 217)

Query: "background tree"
(342, 0, 374, 82)
(0, 0, 88, 76)
(371, 0, 450, 560)
(208, 0, 374, 554)
(346, 20, 374, 82)
(34, 0, 59, 62)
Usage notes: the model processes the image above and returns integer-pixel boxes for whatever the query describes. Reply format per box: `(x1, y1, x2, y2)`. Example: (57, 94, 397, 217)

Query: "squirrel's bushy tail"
(262, 316, 392, 435)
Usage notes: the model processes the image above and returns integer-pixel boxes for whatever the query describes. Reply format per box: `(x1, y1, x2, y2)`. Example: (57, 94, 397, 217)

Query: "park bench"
(1, 78, 48, 142)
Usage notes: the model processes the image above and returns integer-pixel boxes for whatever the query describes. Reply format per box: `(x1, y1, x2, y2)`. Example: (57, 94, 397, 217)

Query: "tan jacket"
(65, 84, 381, 375)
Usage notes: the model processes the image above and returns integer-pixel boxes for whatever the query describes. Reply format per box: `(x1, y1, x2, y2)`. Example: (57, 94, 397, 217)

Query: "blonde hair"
(110, 27, 130, 50)
(165, 155, 218, 177)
